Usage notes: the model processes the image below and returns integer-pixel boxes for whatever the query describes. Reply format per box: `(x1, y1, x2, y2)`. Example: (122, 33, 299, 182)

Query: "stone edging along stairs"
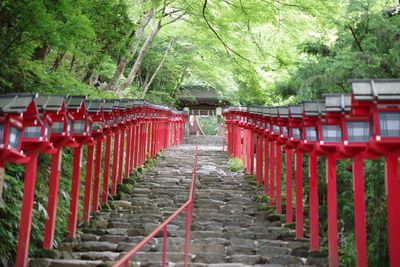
(29, 136, 328, 267)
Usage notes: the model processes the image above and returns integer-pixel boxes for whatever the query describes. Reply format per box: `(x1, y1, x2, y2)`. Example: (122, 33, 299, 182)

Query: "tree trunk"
(52, 51, 66, 71)
(32, 42, 51, 62)
(107, 8, 154, 91)
(171, 68, 187, 98)
(117, 21, 161, 92)
(141, 38, 174, 98)
(69, 54, 76, 72)
(82, 69, 94, 84)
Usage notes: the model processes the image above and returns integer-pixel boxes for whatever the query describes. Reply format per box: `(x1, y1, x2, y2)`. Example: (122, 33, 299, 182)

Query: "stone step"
(29, 259, 104, 267)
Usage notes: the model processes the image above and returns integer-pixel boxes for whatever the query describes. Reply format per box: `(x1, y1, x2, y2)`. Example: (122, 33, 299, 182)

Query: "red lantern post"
(261, 107, 271, 196)
(327, 93, 370, 267)
(275, 106, 290, 214)
(268, 107, 280, 207)
(297, 101, 324, 241)
(0, 94, 45, 267)
(37, 95, 77, 249)
(82, 100, 105, 223)
(286, 105, 303, 225)
(313, 99, 345, 267)
(65, 96, 93, 238)
(101, 100, 116, 204)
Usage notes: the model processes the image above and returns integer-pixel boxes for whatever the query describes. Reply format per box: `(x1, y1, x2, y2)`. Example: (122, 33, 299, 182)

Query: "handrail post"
(184, 202, 193, 267)
(162, 225, 168, 267)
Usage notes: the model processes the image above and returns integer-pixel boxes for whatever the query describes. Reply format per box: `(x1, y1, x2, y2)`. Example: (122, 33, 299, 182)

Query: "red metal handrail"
(114, 143, 199, 267)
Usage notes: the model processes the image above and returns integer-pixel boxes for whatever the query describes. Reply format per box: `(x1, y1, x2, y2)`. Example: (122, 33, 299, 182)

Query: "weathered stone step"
(29, 259, 104, 267)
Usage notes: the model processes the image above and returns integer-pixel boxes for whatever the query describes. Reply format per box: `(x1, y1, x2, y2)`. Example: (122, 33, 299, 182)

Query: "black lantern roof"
(86, 99, 103, 113)
(132, 99, 145, 106)
(125, 99, 135, 109)
(255, 106, 264, 114)
(116, 100, 127, 110)
(324, 94, 351, 113)
(36, 95, 65, 112)
(288, 105, 303, 118)
(262, 107, 270, 115)
(102, 100, 116, 112)
(248, 107, 258, 114)
(270, 107, 278, 117)
(66, 96, 86, 110)
(0, 93, 38, 114)
(278, 106, 289, 118)
(349, 79, 400, 101)
(302, 101, 325, 116)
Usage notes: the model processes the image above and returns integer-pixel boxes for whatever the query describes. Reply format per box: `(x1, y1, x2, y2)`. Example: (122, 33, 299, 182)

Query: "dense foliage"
(0, 0, 397, 265)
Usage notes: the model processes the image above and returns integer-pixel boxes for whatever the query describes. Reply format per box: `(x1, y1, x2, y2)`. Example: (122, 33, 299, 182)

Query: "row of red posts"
(0, 94, 187, 267)
(223, 79, 400, 267)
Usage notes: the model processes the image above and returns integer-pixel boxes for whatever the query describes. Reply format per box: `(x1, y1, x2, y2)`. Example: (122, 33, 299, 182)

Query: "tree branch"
(202, 0, 256, 63)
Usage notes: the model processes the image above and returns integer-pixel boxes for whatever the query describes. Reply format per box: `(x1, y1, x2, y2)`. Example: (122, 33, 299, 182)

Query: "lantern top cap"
(0, 93, 38, 114)
(125, 99, 136, 108)
(36, 94, 66, 112)
(288, 104, 303, 118)
(323, 93, 351, 113)
(278, 106, 289, 118)
(270, 106, 278, 117)
(302, 100, 325, 116)
(349, 79, 400, 101)
(86, 99, 104, 113)
(102, 99, 116, 112)
(116, 100, 127, 110)
(248, 106, 258, 114)
(132, 99, 146, 106)
(66, 96, 86, 110)
(262, 106, 270, 115)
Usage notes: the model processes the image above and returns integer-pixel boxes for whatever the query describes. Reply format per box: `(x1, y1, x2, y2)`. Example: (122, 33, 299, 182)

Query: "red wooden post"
(68, 145, 82, 238)
(162, 225, 168, 267)
(327, 154, 339, 267)
(151, 120, 156, 156)
(249, 130, 255, 175)
(242, 129, 247, 170)
(43, 149, 62, 249)
(83, 143, 95, 223)
(295, 150, 304, 238)
(133, 123, 139, 169)
(130, 124, 136, 172)
(269, 140, 275, 206)
(146, 122, 151, 159)
(15, 153, 38, 267)
(353, 155, 368, 267)
(264, 137, 269, 195)
(385, 152, 400, 267)
(256, 134, 263, 184)
(140, 123, 145, 165)
(102, 134, 111, 203)
(117, 128, 125, 184)
(92, 139, 102, 212)
(285, 148, 293, 223)
(135, 123, 141, 167)
(138, 123, 143, 165)
(309, 151, 319, 251)
(276, 142, 282, 214)
(235, 126, 241, 158)
(111, 131, 120, 195)
(125, 125, 131, 179)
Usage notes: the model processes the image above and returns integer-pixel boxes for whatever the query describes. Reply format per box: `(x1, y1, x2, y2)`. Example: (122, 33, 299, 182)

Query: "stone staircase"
(29, 136, 328, 267)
